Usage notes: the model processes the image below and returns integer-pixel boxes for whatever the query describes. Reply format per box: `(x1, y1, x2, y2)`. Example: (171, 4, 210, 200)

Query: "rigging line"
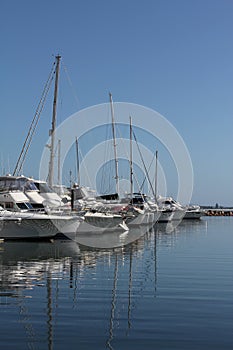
(75, 137, 80, 185)
(100, 109, 114, 194)
(114, 123, 142, 194)
(13, 60, 56, 176)
(78, 146, 93, 188)
(16, 75, 54, 175)
(139, 151, 156, 193)
(14, 62, 55, 175)
(61, 60, 81, 110)
(15, 74, 55, 176)
(133, 130, 155, 198)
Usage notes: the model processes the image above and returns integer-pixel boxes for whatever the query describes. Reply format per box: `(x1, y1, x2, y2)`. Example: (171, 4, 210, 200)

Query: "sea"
(0, 216, 232, 350)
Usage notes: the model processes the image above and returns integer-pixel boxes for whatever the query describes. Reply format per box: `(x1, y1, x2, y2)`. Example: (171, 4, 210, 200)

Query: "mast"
(13, 60, 56, 176)
(154, 150, 158, 202)
(129, 116, 133, 200)
(48, 54, 61, 188)
(57, 139, 61, 186)
(109, 92, 119, 195)
(75, 137, 80, 186)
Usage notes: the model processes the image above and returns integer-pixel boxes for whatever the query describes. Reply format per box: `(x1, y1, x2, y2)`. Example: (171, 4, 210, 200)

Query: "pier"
(204, 208, 233, 216)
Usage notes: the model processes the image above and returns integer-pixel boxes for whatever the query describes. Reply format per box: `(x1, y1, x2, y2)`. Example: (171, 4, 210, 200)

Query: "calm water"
(0, 217, 232, 349)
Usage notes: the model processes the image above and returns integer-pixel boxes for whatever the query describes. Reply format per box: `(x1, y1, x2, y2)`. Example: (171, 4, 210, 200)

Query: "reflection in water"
(153, 218, 207, 249)
(47, 270, 53, 350)
(106, 253, 118, 350)
(68, 223, 152, 249)
(0, 219, 209, 350)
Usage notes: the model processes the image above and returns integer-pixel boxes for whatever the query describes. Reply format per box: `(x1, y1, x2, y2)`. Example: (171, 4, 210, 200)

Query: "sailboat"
(42, 59, 128, 235)
(67, 140, 129, 236)
(121, 116, 160, 226)
(0, 204, 83, 240)
(0, 56, 85, 239)
(95, 100, 160, 227)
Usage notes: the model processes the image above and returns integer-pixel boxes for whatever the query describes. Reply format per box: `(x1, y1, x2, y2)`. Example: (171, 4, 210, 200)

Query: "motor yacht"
(183, 205, 205, 219)
(157, 196, 186, 221)
(0, 205, 83, 240)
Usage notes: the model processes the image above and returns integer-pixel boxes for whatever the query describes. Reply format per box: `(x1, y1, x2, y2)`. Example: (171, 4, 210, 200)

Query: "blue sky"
(1, 0, 233, 206)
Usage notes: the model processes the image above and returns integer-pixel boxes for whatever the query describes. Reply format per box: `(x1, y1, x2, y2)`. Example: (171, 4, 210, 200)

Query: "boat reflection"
(0, 225, 153, 299)
(0, 218, 205, 350)
(70, 224, 152, 248)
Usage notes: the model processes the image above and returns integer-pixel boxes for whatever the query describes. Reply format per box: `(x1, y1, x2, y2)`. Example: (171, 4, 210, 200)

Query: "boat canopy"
(33, 181, 53, 193)
(0, 176, 38, 192)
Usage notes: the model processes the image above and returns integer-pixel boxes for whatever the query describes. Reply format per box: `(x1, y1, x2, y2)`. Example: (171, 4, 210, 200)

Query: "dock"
(204, 208, 233, 216)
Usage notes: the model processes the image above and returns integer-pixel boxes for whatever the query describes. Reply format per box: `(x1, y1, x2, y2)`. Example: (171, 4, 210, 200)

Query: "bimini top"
(0, 175, 38, 192)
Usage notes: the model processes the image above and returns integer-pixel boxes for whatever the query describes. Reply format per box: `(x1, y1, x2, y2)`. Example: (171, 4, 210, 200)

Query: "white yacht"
(157, 196, 186, 221)
(157, 208, 175, 223)
(0, 175, 37, 211)
(0, 175, 45, 211)
(0, 206, 83, 240)
(52, 184, 71, 203)
(120, 193, 161, 226)
(69, 186, 128, 232)
(33, 179, 68, 208)
(183, 205, 205, 219)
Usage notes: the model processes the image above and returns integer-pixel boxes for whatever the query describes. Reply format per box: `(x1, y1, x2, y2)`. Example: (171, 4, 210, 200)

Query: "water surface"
(0, 217, 232, 349)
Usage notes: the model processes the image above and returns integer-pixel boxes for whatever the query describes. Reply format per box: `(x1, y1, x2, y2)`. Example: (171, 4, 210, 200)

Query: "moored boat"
(183, 205, 205, 219)
(0, 206, 83, 240)
(157, 196, 186, 221)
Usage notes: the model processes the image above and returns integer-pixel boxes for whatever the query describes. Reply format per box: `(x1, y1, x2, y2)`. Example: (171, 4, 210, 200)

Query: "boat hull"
(172, 209, 186, 221)
(183, 210, 204, 219)
(126, 209, 160, 226)
(157, 210, 174, 223)
(0, 213, 82, 240)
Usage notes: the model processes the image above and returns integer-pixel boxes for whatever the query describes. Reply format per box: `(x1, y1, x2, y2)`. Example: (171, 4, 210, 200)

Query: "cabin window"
(5, 202, 14, 209)
(16, 202, 31, 210)
(31, 203, 44, 209)
(34, 182, 53, 193)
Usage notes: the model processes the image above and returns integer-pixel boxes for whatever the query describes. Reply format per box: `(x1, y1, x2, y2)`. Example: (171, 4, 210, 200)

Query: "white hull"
(172, 209, 186, 221)
(126, 209, 160, 226)
(0, 218, 58, 239)
(84, 212, 125, 228)
(65, 212, 128, 239)
(183, 210, 204, 219)
(0, 211, 82, 239)
(157, 210, 174, 223)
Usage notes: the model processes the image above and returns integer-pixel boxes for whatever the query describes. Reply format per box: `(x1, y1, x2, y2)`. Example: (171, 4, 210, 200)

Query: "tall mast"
(75, 137, 80, 186)
(109, 92, 119, 195)
(48, 54, 61, 187)
(57, 139, 61, 186)
(154, 150, 158, 202)
(129, 116, 133, 200)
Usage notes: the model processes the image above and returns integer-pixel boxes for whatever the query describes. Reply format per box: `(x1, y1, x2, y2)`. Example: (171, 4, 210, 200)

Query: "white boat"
(183, 205, 205, 219)
(72, 186, 100, 210)
(157, 196, 186, 221)
(120, 193, 160, 226)
(0, 206, 83, 240)
(0, 176, 38, 212)
(33, 179, 69, 208)
(0, 174, 72, 213)
(52, 184, 71, 203)
(157, 208, 175, 223)
(69, 186, 129, 234)
(63, 211, 128, 241)
(84, 211, 125, 228)
(0, 175, 45, 211)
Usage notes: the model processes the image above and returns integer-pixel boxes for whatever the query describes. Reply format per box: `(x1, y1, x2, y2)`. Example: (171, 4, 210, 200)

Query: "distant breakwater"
(204, 209, 233, 216)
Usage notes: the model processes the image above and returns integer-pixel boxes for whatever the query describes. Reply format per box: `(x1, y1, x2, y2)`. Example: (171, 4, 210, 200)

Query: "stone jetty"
(205, 209, 233, 216)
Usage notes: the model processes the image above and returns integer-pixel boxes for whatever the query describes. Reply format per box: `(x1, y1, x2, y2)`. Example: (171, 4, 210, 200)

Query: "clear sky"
(1, 0, 233, 206)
